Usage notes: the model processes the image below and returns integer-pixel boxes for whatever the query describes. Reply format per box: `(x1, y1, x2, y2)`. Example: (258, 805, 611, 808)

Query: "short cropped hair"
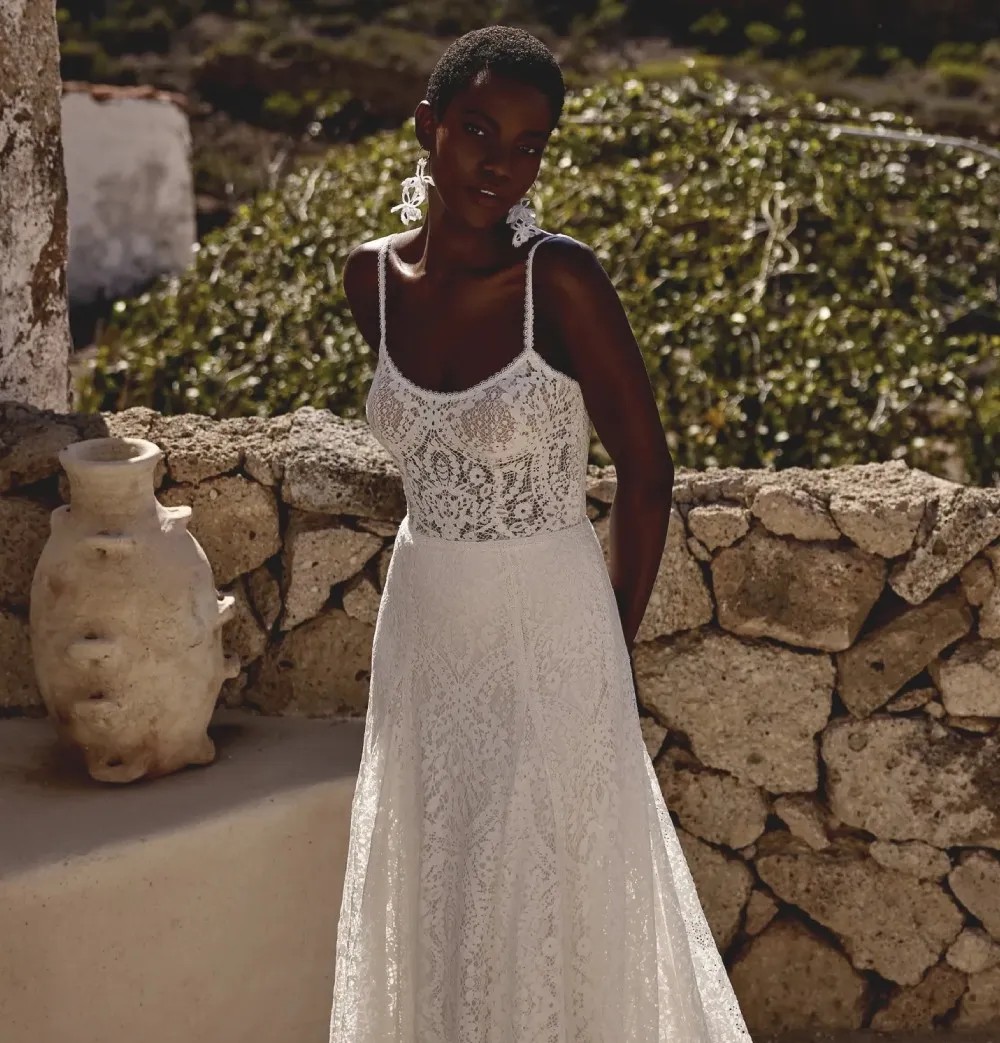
(425, 25, 565, 131)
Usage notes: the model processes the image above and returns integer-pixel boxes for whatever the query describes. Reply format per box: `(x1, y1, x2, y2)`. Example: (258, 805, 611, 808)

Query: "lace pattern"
(367, 233, 592, 541)
(330, 230, 755, 1042)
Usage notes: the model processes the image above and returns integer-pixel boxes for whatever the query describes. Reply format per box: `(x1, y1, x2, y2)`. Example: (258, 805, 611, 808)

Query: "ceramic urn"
(29, 437, 240, 783)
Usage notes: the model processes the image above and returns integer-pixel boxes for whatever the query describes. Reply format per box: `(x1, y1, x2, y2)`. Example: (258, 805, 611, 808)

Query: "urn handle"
(83, 533, 138, 556)
(66, 636, 118, 664)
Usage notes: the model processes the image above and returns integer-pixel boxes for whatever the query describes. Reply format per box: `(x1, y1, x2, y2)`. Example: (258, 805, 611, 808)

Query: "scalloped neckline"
(379, 338, 535, 400)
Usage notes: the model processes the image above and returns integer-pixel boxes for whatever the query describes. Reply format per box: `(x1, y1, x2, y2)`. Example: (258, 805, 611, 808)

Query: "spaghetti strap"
(523, 232, 565, 353)
(377, 237, 390, 354)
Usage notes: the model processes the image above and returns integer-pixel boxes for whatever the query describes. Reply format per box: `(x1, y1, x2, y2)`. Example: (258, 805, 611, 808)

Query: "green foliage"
(59, 38, 119, 81)
(934, 60, 989, 97)
(929, 41, 983, 65)
(691, 11, 728, 37)
(80, 77, 1000, 481)
(744, 21, 782, 49)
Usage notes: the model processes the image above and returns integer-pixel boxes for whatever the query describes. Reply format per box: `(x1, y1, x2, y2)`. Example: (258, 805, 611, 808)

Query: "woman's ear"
(414, 100, 436, 150)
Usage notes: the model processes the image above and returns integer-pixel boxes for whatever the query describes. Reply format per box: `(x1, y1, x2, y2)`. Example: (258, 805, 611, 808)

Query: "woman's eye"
(464, 123, 486, 137)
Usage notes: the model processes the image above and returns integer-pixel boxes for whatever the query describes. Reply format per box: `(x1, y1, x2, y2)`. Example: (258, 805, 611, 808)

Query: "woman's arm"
(341, 241, 382, 353)
(538, 236, 675, 651)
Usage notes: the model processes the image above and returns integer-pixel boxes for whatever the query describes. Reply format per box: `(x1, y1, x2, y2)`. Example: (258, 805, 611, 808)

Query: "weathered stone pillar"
(0, 0, 71, 412)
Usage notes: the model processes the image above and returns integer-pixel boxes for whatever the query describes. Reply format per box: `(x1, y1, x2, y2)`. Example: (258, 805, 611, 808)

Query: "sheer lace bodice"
(364, 232, 592, 541)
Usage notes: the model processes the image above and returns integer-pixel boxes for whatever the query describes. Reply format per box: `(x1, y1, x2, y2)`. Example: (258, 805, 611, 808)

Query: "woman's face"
(418, 70, 554, 233)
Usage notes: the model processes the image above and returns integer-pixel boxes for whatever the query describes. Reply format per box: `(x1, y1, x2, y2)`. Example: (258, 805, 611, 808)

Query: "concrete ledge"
(0, 710, 364, 1043)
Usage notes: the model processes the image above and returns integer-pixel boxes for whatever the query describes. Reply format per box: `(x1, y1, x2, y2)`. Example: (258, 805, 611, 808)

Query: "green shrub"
(691, 11, 728, 37)
(59, 38, 117, 80)
(983, 39, 1000, 69)
(80, 77, 1000, 482)
(744, 21, 782, 49)
(929, 41, 983, 66)
(798, 46, 864, 78)
(934, 60, 989, 97)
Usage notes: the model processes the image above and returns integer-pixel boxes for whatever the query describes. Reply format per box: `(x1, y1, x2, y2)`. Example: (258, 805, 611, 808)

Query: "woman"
(330, 24, 753, 1043)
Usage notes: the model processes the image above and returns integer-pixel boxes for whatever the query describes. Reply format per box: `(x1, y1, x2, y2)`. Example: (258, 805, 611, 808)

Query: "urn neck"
(59, 438, 163, 524)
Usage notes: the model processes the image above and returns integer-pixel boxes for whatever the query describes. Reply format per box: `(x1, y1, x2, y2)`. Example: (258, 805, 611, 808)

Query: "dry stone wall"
(3, 401, 1000, 1035)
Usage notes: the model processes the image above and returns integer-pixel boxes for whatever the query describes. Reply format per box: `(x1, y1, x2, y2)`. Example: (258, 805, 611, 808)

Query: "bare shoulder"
(342, 236, 387, 307)
(532, 232, 611, 303)
(342, 235, 391, 351)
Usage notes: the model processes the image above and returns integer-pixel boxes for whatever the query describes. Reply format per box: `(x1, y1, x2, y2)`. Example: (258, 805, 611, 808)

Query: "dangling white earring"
(506, 195, 543, 247)
(391, 154, 435, 224)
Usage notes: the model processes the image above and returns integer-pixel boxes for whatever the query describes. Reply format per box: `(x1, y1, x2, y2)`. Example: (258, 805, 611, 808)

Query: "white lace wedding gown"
(328, 231, 754, 1043)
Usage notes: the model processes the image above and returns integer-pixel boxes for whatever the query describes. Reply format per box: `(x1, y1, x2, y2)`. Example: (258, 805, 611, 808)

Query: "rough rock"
(245, 564, 281, 632)
(593, 505, 713, 640)
(671, 459, 940, 560)
(159, 474, 280, 585)
(947, 927, 1000, 975)
(728, 919, 868, 1033)
(949, 851, 1000, 942)
(954, 963, 1000, 1029)
(756, 841, 965, 985)
(217, 576, 267, 665)
(655, 750, 768, 849)
(686, 534, 712, 561)
(890, 486, 1000, 604)
(253, 607, 374, 717)
(712, 525, 886, 651)
(0, 609, 41, 708)
(835, 589, 974, 717)
(930, 637, 1000, 717)
(887, 686, 937, 713)
(827, 469, 931, 559)
(357, 517, 400, 538)
(750, 484, 842, 541)
(823, 716, 1000, 849)
(342, 574, 381, 627)
(772, 794, 830, 850)
(281, 408, 404, 518)
(674, 826, 754, 952)
(945, 715, 998, 735)
(637, 629, 833, 792)
(101, 406, 159, 442)
(0, 495, 54, 606)
(375, 545, 394, 592)
(870, 962, 966, 1031)
(281, 514, 382, 630)
(238, 413, 293, 486)
(148, 413, 242, 484)
(743, 889, 780, 935)
(0, 406, 78, 492)
(686, 502, 750, 550)
(961, 556, 996, 608)
(868, 839, 951, 880)
(639, 714, 667, 760)
(584, 466, 618, 505)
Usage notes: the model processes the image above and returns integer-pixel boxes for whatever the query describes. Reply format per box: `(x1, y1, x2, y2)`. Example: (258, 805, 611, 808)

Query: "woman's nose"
(481, 144, 512, 180)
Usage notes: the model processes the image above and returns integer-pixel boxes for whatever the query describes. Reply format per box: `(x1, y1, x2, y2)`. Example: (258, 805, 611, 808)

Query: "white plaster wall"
(61, 91, 196, 305)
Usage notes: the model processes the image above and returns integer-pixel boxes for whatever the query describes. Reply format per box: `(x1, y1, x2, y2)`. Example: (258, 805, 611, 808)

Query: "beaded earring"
(506, 195, 543, 247)
(390, 155, 435, 225)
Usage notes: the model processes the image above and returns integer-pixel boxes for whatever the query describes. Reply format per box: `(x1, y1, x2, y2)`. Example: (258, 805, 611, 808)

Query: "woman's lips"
(468, 186, 505, 209)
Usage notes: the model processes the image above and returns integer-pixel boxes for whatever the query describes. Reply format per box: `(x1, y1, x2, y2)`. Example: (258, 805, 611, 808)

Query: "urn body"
(29, 437, 239, 783)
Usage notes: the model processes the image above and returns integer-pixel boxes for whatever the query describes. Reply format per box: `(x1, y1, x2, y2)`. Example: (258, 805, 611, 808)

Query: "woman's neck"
(402, 195, 515, 280)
